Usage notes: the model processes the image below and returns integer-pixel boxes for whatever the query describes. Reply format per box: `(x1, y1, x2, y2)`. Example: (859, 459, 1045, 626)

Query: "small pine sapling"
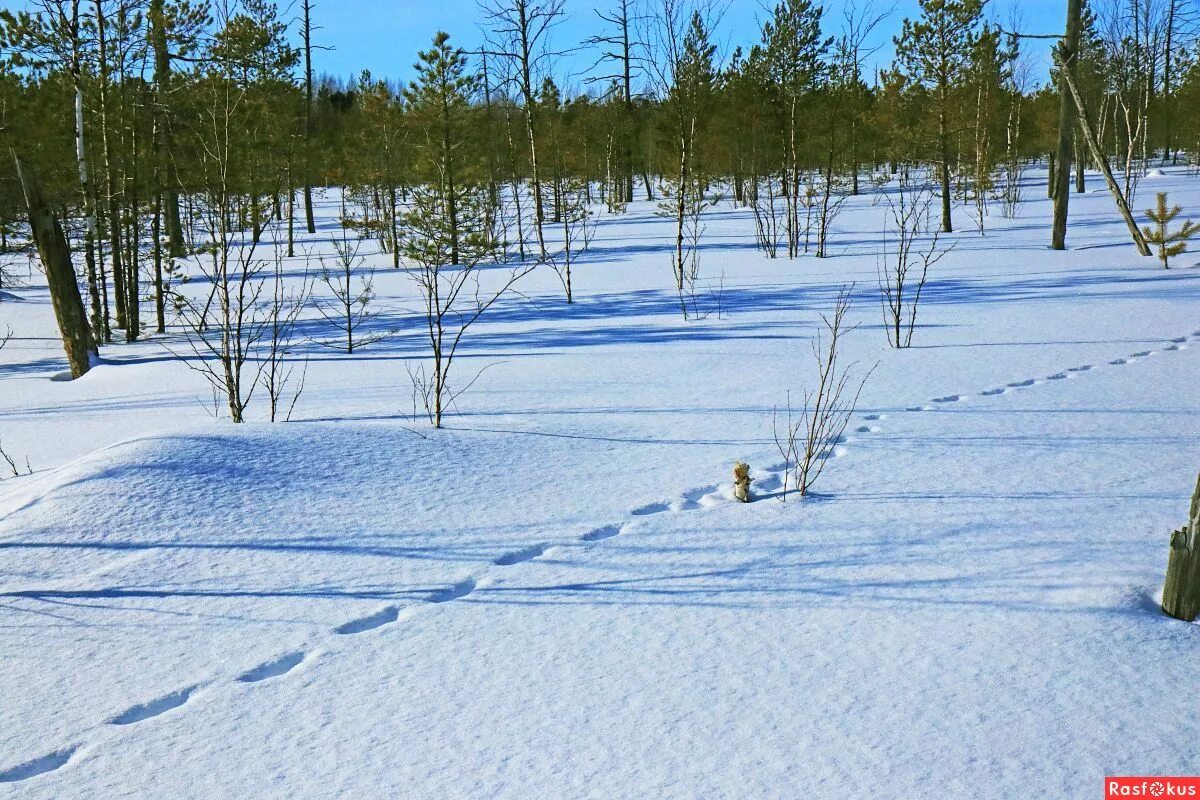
(1142, 192, 1200, 269)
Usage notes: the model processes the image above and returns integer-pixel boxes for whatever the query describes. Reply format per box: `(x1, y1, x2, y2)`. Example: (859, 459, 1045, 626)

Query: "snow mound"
(1146, 168, 1168, 179)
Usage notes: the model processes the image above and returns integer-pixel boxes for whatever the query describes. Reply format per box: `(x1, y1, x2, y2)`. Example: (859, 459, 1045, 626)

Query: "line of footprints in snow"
(3, 329, 1198, 785)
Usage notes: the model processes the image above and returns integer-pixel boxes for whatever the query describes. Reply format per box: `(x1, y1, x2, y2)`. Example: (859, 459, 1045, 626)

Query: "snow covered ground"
(2, 168, 1199, 798)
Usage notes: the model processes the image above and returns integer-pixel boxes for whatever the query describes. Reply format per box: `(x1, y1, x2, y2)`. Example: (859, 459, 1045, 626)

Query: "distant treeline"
(0, 0, 1197, 343)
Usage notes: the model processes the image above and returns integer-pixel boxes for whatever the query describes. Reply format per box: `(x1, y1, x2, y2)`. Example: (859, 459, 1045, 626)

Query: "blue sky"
(309, 0, 1066, 91)
(3, 0, 1067, 90)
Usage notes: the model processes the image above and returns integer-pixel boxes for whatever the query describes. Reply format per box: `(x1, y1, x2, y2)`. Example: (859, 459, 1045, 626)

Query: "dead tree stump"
(11, 150, 96, 379)
(1162, 473, 1200, 621)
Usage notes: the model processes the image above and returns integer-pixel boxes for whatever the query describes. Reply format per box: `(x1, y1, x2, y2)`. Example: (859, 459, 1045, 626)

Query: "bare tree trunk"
(503, 104, 527, 261)
(13, 151, 97, 378)
(153, 188, 165, 333)
(1061, 67, 1152, 257)
(937, 76, 952, 233)
(149, 0, 185, 258)
(65, 0, 105, 343)
(124, 70, 141, 343)
(390, 184, 400, 268)
(788, 97, 800, 258)
(619, 0, 635, 205)
(1075, 132, 1085, 194)
(302, 0, 317, 235)
(520, 52, 546, 257)
(96, 2, 128, 335)
(1051, 0, 1082, 250)
(674, 135, 687, 294)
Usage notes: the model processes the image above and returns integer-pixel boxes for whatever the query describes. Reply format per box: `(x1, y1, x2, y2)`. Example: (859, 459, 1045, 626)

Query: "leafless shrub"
(998, 160, 1025, 219)
(405, 362, 436, 423)
(751, 175, 785, 258)
(878, 179, 952, 349)
(404, 186, 534, 428)
(773, 287, 872, 500)
(405, 357, 507, 427)
(815, 174, 849, 258)
(0, 434, 30, 479)
(261, 239, 311, 423)
(550, 178, 596, 303)
(659, 181, 719, 319)
(0, 253, 27, 291)
(313, 229, 391, 353)
(170, 200, 267, 424)
(801, 176, 818, 253)
(0, 329, 30, 476)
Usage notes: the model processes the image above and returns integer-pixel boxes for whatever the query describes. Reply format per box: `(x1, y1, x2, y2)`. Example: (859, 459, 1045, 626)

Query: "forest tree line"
(0, 0, 1198, 350)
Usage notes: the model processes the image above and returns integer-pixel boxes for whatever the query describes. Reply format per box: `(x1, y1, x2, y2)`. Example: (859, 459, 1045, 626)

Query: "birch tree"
(480, 0, 566, 261)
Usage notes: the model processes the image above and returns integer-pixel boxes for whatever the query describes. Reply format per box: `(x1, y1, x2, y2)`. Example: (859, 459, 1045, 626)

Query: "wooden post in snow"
(1162, 474, 1200, 621)
(12, 150, 97, 378)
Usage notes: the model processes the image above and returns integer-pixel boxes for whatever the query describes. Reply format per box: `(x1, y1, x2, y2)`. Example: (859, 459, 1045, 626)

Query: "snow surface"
(2, 168, 1200, 798)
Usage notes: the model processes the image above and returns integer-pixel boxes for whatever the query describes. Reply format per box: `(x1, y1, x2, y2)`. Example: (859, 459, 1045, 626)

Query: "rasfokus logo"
(1107, 777, 1200, 797)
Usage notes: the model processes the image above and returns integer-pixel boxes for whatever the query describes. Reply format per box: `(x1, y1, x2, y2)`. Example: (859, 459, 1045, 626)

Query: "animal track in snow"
(1110, 358, 1127, 365)
(335, 606, 401, 635)
(494, 544, 547, 566)
(855, 425, 881, 433)
(1131, 351, 1153, 358)
(1067, 365, 1093, 373)
(581, 524, 622, 542)
(674, 485, 719, 511)
(1007, 379, 1037, 388)
(933, 394, 963, 404)
(862, 413, 883, 421)
(237, 652, 307, 683)
(1047, 372, 1068, 381)
(1163, 344, 1181, 352)
(631, 501, 670, 516)
(980, 388, 1006, 396)
(0, 747, 77, 783)
(754, 473, 784, 492)
(428, 578, 476, 604)
(110, 687, 196, 725)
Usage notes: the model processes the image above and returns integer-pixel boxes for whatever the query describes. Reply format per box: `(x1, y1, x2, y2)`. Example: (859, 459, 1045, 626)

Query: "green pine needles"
(1142, 192, 1200, 269)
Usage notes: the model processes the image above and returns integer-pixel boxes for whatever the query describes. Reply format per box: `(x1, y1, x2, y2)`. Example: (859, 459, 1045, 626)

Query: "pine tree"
(762, 0, 830, 257)
(403, 32, 484, 270)
(1142, 192, 1200, 269)
(894, 0, 986, 234)
(658, 8, 717, 316)
(403, 33, 532, 428)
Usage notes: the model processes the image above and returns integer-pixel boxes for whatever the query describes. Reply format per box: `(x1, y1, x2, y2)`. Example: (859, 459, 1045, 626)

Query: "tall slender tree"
(301, 0, 316, 234)
(894, 0, 986, 234)
(404, 32, 531, 427)
(586, 0, 643, 205)
(1052, 0, 1083, 250)
(763, 0, 830, 257)
(480, 0, 565, 261)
